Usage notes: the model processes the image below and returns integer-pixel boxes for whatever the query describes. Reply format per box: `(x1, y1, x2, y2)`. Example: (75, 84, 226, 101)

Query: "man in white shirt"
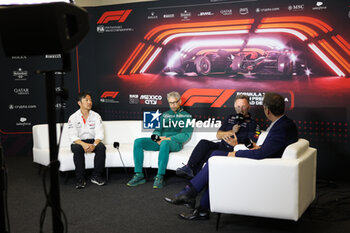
(68, 92, 106, 189)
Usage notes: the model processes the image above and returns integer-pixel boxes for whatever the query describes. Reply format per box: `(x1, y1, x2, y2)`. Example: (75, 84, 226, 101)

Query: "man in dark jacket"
(165, 92, 298, 220)
(176, 94, 261, 179)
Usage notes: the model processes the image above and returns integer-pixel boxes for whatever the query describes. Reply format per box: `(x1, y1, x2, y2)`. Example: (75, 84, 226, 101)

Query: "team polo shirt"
(219, 113, 261, 150)
(67, 109, 104, 143)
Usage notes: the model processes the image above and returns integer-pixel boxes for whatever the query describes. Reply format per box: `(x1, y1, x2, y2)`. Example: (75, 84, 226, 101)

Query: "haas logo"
(97, 10, 132, 24)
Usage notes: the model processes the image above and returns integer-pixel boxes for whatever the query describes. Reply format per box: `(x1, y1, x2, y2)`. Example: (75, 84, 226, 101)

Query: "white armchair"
(208, 138, 317, 229)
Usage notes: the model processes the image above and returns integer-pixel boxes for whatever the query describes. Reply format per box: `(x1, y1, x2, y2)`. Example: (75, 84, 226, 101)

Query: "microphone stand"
(41, 70, 64, 233)
(38, 53, 71, 233)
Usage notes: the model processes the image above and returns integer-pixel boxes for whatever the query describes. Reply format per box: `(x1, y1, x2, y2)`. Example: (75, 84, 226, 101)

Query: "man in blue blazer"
(165, 92, 298, 220)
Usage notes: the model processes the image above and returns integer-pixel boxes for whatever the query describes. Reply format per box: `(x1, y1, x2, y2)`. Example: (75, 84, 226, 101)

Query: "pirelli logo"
(181, 89, 236, 108)
(97, 10, 132, 24)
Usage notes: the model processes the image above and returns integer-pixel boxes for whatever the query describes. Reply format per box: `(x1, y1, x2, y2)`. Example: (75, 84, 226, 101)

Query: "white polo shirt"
(67, 109, 104, 143)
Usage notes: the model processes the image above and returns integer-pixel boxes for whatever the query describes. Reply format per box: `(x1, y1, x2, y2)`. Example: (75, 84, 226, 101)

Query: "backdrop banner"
(1, 0, 350, 180)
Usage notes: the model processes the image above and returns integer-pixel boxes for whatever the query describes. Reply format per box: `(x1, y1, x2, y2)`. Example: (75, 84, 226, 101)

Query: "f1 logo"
(101, 91, 119, 98)
(97, 10, 132, 24)
(181, 89, 236, 107)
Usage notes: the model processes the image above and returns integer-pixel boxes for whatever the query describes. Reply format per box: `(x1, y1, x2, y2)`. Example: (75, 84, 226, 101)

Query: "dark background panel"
(1, 0, 350, 181)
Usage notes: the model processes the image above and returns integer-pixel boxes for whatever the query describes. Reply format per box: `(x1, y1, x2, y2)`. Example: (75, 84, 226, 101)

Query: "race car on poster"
(163, 49, 234, 76)
(163, 49, 304, 78)
(230, 50, 297, 78)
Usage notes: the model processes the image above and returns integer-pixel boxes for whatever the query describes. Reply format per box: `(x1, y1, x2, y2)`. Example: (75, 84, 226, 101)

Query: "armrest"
(208, 156, 300, 219)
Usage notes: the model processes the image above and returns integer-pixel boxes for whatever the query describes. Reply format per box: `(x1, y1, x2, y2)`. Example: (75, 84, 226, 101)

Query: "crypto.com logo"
(97, 10, 132, 24)
(181, 89, 236, 107)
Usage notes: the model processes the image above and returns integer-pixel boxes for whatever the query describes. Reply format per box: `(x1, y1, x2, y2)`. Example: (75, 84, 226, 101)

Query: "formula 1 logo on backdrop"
(97, 10, 132, 24)
(181, 89, 295, 110)
(181, 89, 236, 108)
(100, 91, 119, 103)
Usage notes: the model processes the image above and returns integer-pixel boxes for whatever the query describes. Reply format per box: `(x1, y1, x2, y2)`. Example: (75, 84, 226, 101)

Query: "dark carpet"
(4, 153, 350, 233)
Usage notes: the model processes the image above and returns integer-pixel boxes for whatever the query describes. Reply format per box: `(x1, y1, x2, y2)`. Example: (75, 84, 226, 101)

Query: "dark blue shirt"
(219, 113, 261, 150)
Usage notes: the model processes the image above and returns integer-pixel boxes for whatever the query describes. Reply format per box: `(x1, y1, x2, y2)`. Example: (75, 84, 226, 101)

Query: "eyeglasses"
(168, 99, 180, 105)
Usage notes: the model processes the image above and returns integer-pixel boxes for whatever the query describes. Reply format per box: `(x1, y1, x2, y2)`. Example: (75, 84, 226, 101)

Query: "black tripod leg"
(216, 213, 221, 231)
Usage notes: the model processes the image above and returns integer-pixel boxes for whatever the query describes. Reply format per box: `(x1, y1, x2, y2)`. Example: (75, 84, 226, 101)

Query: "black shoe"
(75, 178, 86, 189)
(91, 176, 106, 186)
(164, 185, 197, 208)
(178, 207, 210, 220)
(176, 164, 194, 179)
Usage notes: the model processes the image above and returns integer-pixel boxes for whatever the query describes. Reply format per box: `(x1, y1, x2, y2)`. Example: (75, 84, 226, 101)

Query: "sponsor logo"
(129, 94, 139, 104)
(181, 89, 236, 107)
(239, 8, 249, 15)
(139, 95, 162, 105)
(198, 11, 214, 16)
(97, 10, 132, 24)
(101, 91, 119, 98)
(97, 25, 134, 33)
(9, 104, 37, 110)
(16, 117, 31, 126)
(180, 10, 191, 21)
(312, 1, 327, 10)
(14, 88, 30, 95)
(13, 68, 28, 81)
(256, 7, 280, 13)
(45, 54, 61, 59)
(288, 4, 304, 11)
(143, 109, 162, 129)
(100, 91, 119, 103)
(97, 25, 105, 33)
(220, 9, 232, 16)
(11, 56, 27, 60)
(163, 13, 175, 19)
(148, 12, 158, 20)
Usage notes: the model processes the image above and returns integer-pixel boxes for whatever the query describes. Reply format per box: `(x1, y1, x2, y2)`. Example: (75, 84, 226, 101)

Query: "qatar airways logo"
(220, 9, 232, 16)
(14, 88, 30, 95)
(97, 10, 132, 24)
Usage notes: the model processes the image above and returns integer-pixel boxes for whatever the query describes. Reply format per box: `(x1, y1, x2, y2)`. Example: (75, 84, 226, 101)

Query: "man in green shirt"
(127, 91, 193, 189)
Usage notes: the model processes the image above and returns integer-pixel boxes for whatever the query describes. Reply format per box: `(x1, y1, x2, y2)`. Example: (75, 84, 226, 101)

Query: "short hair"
(167, 91, 181, 100)
(77, 91, 92, 102)
(235, 94, 249, 103)
(263, 92, 285, 116)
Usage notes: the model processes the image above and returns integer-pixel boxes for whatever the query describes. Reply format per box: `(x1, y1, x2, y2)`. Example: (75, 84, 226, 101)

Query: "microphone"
(113, 142, 120, 149)
(235, 113, 245, 125)
(151, 134, 160, 142)
(244, 138, 253, 149)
